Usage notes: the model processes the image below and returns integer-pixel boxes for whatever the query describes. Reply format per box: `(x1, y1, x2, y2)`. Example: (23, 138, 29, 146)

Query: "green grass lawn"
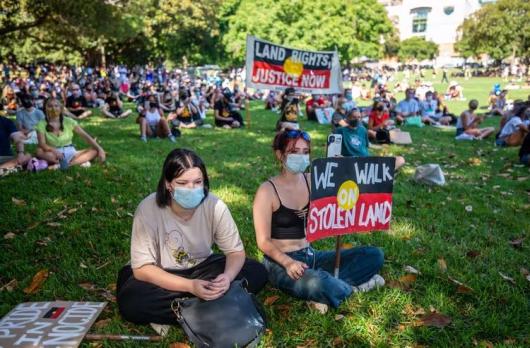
(1, 76, 529, 347)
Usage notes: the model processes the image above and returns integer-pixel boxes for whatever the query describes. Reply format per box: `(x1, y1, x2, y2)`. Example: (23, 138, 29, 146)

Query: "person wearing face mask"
(35, 98, 105, 169)
(138, 96, 176, 143)
(117, 148, 267, 328)
(395, 88, 420, 125)
(15, 94, 45, 144)
(335, 110, 406, 169)
(65, 84, 92, 120)
(253, 130, 385, 313)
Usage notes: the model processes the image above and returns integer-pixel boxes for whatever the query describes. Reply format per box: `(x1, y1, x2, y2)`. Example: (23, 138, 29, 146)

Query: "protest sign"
(0, 301, 106, 348)
(245, 35, 342, 94)
(307, 157, 395, 242)
(315, 107, 335, 124)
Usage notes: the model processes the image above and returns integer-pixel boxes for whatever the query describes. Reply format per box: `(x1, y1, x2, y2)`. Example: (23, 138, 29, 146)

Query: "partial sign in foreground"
(245, 35, 342, 94)
(307, 157, 395, 242)
(0, 301, 106, 348)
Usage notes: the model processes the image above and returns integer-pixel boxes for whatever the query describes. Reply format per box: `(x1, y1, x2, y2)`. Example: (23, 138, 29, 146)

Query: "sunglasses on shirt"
(285, 129, 311, 142)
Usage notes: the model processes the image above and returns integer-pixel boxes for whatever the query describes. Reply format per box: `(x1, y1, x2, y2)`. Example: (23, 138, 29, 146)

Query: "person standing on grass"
(253, 129, 385, 314)
(35, 98, 105, 169)
(117, 148, 267, 326)
(455, 99, 495, 140)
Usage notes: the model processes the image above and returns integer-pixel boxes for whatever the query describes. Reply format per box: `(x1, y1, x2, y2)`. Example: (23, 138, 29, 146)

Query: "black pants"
(116, 254, 268, 325)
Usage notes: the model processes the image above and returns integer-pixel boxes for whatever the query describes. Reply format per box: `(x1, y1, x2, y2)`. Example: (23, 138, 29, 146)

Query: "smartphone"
(326, 134, 342, 157)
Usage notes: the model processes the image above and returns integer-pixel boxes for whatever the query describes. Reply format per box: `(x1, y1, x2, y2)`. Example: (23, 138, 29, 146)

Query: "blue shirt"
(0, 116, 17, 156)
(334, 125, 370, 157)
(396, 98, 420, 115)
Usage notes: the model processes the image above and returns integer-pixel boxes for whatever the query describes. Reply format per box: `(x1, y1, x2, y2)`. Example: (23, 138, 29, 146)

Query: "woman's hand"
(285, 259, 308, 280)
(190, 279, 225, 301)
(54, 149, 64, 160)
(209, 273, 231, 294)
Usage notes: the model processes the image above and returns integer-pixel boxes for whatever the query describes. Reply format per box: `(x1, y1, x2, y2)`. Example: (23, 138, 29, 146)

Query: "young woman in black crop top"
(253, 130, 385, 312)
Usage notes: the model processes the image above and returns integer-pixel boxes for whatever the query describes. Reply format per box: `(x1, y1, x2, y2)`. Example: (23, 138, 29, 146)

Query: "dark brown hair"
(156, 148, 210, 207)
(44, 98, 64, 132)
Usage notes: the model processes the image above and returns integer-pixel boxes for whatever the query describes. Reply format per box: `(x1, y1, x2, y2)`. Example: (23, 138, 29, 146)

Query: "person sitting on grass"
(0, 113, 31, 174)
(138, 95, 176, 143)
(170, 92, 203, 129)
(101, 91, 132, 119)
(16, 93, 45, 144)
(65, 84, 92, 120)
(35, 98, 105, 169)
(213, 89, 243, 129)
(395, 88, 420, 125)
(305, 94, 326, 122)
(117, 148, 267, 327)
(455, 99, 495, 140)
(519, 132, 530, 166)
(367, 101, 394, 140)
(334, 109, 405, 169)
(253, 129, 385, 314)
(277, 87, 300, 131)
(331, 94, 351, 131)
(496, 105, 529, 147)
(1, 85, 18, 115)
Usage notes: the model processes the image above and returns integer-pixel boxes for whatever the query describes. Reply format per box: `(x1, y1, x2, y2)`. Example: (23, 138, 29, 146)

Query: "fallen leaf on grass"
(404, 265, 421, 275)
(516, 176, 529, 181)
(334, 314, 345, 321)
(388, 274, 417, 290)
(111, 197, 117, 204)
(448, 276, 474, 294)
(93, 318, 111, 329)
(466, 250, 481, 258)
(508, 237, 524, 249)
(46, 222, 61, 227)
(478, 340, 494, 348)
(417, 312, 452, 328)
(79, 282, 97, 291)
(499, 272, 516, 285)
(23, 269, 49, 294)
(438, 258, 448, 273)
(520, 267, 530, 281)
(468, 157, 482, 166)
(36, 237, 51, 247)
(264, 295, 280, 306)
(169, 343, 191, 348)
(332, 337, 344, 347)
(0, 279, 18, 292)
(4, 232, 16, 239)
(276, 304, 291, 317)
(296, 339, 317, 348)
(12, 197, 26, 206)
(80, 262, 88, 269)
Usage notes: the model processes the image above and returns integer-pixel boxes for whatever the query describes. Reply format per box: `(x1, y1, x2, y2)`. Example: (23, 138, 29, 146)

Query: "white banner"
(245, 35, 342, 94)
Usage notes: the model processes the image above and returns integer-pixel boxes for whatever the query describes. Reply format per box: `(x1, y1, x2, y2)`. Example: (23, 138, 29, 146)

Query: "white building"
(378, 0, 497, 66)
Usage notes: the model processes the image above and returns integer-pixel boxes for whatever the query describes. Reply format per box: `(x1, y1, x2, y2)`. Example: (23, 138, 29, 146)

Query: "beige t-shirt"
(131, 192, 244, 270)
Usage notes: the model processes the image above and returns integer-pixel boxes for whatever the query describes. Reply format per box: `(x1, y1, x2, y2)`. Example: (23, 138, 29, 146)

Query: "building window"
(444, 6, 454, 15)
(411, 7, 431, 33)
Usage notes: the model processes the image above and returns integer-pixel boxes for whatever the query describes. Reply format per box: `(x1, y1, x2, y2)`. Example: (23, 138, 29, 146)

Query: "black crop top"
(269, 176, 309, 240)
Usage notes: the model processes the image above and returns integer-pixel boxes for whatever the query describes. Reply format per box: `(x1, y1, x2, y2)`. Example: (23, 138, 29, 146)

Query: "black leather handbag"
(171, 279, 266, 348)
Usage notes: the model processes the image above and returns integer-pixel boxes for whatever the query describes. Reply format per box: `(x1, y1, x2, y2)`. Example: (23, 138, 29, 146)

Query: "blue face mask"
(172, 187, 205, 209)
(285, 154, 310, 173)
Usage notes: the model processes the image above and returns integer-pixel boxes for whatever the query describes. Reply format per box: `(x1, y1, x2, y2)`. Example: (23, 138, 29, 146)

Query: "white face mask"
(284, 154, 310, 173)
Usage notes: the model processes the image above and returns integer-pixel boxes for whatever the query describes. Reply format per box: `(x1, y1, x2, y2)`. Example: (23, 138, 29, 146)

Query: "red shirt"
(305, 98, 325, 114)
(369, 111, 389, 128)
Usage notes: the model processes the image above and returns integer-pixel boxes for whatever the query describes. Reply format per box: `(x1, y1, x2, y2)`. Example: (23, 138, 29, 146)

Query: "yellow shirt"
(35, 117, 78, 147)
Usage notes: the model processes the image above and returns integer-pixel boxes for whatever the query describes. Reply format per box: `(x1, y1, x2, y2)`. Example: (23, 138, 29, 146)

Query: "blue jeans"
(521, 154, 530, 166)
(263, 246, 384, 308)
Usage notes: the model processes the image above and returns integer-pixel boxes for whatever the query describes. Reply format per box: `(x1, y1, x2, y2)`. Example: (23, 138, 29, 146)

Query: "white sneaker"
(168, 135, 176, 143)
(352, 274, 385, 293)
(150, 323, 170, 337)
(80, 161, 91, 168)
(140, 135, 147, 143)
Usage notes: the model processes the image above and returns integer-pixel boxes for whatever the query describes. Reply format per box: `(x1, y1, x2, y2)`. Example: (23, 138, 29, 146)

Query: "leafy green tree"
(455, 0, 530, 62)
(219, 0, 395, 66)
(397, 37, 438, 61)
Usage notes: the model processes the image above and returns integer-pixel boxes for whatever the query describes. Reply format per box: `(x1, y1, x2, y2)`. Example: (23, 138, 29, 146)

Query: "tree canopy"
(455, 0, 530, 62)
(0, 0, 395, 66)
(397, 37, 438, 61)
